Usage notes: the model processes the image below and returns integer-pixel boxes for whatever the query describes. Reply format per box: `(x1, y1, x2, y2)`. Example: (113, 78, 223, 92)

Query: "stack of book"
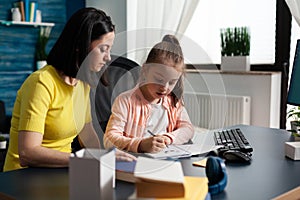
(117, 156, 209, 199)
(116, 160, 137, 183)
(12, 0, 39, 22)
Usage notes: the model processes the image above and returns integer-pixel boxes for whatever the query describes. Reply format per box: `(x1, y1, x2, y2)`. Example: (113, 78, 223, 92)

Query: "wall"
(0, 0, 67, 115)
(66, 0, 85, 20)
(184, 70, 282, 128)
(86, 0, 127, 56)
(0, 0, 124, 115)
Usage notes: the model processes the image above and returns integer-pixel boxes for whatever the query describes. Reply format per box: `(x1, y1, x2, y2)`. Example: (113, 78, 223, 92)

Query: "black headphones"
(205, 156, 228, 195)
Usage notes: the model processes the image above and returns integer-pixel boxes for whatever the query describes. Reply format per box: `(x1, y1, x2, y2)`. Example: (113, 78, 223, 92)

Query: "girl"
(104, 35, 194, 153)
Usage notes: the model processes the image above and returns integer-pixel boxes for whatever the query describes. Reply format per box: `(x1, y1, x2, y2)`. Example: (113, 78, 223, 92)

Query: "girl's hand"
(162, 135, 172, 146)
(139, 135, 167, 153)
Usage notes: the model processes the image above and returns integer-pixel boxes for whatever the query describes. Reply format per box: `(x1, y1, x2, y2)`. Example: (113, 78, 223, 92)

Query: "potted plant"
(36, 26, 52, 70)
(220, 26, 251, 71)
(0, 135, 6, 149)
(287, 106, 300, 140)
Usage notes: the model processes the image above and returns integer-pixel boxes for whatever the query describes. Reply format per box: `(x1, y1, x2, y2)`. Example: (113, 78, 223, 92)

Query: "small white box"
(285, 142, 300, 160)
(69, 148, 115, 200)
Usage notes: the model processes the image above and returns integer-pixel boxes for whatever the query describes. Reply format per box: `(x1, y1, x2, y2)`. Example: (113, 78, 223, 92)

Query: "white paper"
(134, 157, 184, 183)
(175, 144, 222, 156)
(145, 145, 191, 159)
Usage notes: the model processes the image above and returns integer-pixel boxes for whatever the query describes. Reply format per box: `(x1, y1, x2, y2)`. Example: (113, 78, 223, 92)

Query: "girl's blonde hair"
(145, 35, 185, 107)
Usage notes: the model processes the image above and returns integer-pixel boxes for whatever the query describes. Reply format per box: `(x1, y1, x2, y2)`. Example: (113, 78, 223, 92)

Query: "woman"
(4, 7, 135, 172)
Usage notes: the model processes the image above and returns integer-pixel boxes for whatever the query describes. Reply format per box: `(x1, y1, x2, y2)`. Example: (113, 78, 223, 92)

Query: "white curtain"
(286, 0, 300, 26)
(127, 0, 199, 64)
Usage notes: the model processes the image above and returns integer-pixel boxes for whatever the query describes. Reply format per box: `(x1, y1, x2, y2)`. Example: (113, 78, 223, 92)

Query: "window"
(182, 0, 276, 65)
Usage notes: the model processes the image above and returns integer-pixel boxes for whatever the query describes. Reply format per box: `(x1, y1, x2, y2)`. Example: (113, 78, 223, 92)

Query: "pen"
(147, 130, 169, 148)
(147, 130, 156, 137)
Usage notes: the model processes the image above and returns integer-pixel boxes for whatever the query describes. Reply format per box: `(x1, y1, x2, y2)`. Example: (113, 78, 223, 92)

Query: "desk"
(0, 125, 300, 200)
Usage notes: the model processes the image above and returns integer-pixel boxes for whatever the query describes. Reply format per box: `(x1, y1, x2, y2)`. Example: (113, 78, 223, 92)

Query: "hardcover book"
(116, 160, 137, 183)
(134, 157, 185, 198)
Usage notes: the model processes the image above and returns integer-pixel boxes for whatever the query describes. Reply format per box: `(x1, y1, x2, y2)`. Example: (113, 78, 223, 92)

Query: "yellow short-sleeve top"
(4, 65, 91, 171)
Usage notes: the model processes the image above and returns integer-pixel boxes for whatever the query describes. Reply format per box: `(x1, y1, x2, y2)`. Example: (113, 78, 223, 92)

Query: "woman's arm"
(18, 123, 136, 168)
(18, 131, 70, 168)
(80, 122, 137, 161)
(78, 122, 101, 149)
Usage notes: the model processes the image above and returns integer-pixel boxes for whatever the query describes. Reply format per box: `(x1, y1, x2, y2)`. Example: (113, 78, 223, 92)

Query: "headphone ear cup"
(205, 156, 227, 195)
(205, 156, 223, 185)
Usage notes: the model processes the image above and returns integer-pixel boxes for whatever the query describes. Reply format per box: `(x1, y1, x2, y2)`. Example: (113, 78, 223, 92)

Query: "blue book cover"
(116, 160, 136, 173)
(116, 160, 136, 183)
(24, 0, 29, 22)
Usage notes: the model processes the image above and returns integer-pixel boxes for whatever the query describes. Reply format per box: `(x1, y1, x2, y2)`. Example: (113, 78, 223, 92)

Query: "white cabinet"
(184, 70, 281, 128)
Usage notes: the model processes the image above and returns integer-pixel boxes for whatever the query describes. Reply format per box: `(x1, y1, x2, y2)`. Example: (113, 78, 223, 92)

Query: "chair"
(72, 55, 141, 151)
(0, 100, 10, 172)
(0, 100, 10, 133)
(93, 55, 140, 142)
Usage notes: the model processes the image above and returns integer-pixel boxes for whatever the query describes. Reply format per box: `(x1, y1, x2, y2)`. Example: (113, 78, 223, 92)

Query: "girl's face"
(88, 31, 115, 72)
(141, 63, 183, 103)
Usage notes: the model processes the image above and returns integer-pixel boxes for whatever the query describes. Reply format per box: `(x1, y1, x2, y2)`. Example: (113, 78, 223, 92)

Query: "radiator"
(183, 92, 251, 129)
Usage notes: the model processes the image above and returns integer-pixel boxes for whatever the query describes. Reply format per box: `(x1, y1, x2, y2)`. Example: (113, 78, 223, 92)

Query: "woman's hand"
(139, 135, 167, 153)
(115, 148, 137, 161)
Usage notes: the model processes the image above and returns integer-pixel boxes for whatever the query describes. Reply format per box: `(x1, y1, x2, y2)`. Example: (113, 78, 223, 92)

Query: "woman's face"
(88, 31, 115, 72)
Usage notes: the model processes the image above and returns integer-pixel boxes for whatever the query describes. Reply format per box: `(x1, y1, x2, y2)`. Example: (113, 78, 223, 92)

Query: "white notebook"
(145, 143, 220, 159)
(145, 145, 192, 159)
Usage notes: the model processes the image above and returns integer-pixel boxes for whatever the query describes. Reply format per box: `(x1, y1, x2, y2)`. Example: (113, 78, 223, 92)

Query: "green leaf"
(220, 26, 250, 56)
(35, 27, 52, 61)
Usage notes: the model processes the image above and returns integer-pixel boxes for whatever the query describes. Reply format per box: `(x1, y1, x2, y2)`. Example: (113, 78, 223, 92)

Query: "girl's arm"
(163, 106, 195, 144)
(78, 122, 101, 148)
(104, 95, 143, 153)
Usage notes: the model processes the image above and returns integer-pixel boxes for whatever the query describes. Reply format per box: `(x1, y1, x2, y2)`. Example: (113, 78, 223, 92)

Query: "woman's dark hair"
(145, 34, 185, 107)
(47, 7, 115, 79)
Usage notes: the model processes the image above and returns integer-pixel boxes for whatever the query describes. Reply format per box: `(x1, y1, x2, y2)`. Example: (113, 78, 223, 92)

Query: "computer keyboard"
(214, 128, 253, 157)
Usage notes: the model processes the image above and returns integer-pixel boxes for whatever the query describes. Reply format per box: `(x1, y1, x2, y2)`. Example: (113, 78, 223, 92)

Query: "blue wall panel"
(0, 26, 39, 72)
(0, 0, 67, 115)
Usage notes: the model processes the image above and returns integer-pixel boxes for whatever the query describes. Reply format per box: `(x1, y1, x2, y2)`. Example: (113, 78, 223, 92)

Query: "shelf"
(0, 20, 55, 27)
